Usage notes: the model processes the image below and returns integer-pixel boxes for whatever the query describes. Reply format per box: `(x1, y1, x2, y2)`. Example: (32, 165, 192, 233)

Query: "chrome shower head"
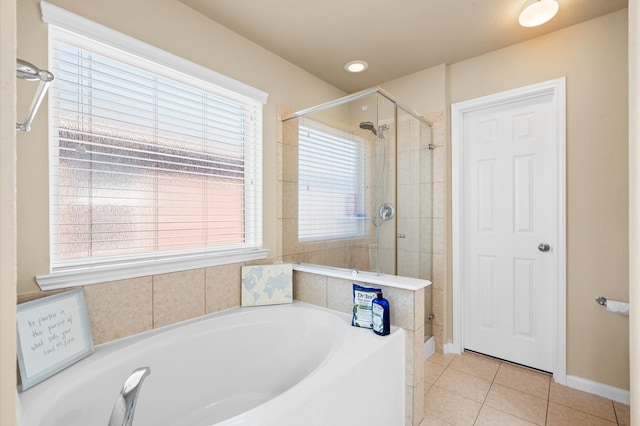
(359, 121, 377, 136)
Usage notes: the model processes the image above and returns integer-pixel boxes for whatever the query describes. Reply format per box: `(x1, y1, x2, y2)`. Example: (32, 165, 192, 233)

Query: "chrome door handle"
(538, 243, 550, 252)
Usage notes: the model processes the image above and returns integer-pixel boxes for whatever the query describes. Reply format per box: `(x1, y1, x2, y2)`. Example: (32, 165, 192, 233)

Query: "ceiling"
(179, 0, 628, 93)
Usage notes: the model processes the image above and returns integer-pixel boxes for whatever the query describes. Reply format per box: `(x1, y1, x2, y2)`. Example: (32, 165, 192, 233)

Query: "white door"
(461, 89, 559, 372)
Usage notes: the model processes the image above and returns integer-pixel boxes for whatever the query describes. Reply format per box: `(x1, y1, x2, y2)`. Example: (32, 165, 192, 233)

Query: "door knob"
(538, 243, 550, 252)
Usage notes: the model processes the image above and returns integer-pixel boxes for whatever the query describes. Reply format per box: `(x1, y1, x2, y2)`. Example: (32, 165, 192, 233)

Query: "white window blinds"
(298, 119, 367, 242)
(47, 25, 263, 273)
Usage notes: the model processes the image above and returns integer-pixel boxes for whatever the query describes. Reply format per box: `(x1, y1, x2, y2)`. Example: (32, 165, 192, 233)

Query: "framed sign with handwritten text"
(16, 289, 94, 391)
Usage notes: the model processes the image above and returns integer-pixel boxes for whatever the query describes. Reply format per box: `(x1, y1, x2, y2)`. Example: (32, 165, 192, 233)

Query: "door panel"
(463, 92, 557, 372)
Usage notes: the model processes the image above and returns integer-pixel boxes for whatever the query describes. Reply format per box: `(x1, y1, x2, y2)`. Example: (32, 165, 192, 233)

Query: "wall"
(0, 0, 17, 423)
(628, 0, 639, 422)
(384, 10, 629, 390)
(450, 9, 629, 391)
(16, 0, 345, 295)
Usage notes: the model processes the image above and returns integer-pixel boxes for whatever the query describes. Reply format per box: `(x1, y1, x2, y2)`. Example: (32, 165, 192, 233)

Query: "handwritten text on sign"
(17, 293, 90, 378)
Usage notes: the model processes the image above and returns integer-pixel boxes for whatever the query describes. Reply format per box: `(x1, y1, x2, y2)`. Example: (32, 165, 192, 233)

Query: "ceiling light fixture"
(344, 60, 368, 73)
(518, 0, 559, 27)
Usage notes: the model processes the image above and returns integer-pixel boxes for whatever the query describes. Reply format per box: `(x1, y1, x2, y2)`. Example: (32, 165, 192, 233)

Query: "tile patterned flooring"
(421, 351, 630, 426)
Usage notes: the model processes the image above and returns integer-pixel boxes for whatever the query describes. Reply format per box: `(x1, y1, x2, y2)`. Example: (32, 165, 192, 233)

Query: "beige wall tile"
(205, 263, 242, 313)
(83, 277, 153, 345)
(405, 329, 424, 387)
(153, 269, 205, 328)
(432, 324, 444, 352)
(414, 288, 425, 331)
(431, 254, 445, 293)
(432, 288, 444, 327)
(382, 286, 414, 330)
(282, 143, 298, 183)
(413, 379, 425, 426)
(282, 181, 297, 219)
(549, 382, 617, 422)
(432, 182, 445, 218)
(292, 271, 327, 306)
(432, 146, 446, 184)
(432, 218, 445, 255)
(326, 277, 353, 315)
(405, 385, 415, 426)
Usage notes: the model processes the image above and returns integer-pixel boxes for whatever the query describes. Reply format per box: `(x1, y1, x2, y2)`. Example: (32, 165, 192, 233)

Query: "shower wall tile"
(83, 277, 153, 345)
(205, 263, 242, 314)
(153, 269, 205, 328)
(282, 181, 298, 219)
(282, 218, 301, 256)
(384, 286, 415, 331)
(433, 323, 444, 353)
(292, 271, 327, 307)
(433, 182, 445, 218)
(432, 218, 445, 255)
(433, 146, 446, 183)
(414, 288, 425, 331)
(432, 289, 445, 328)
(326, 277, 353, 315)
(282, 143, 298, 183)
(420, 149, 433, 184)
(432, 255, 445, 294)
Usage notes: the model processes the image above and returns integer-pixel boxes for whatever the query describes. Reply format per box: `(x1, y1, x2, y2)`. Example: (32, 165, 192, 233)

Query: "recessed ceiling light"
(344, 60, 368, 73)
(519, 0, 559, 27)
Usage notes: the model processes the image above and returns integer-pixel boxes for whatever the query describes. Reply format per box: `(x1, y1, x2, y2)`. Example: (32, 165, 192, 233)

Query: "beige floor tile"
(420, 414, 455, 425)
(494, 363, 551, 399)
(428, 351, 456, 367)
(614, 401, 631, 425)
(549, 382, 617, 422)
(484, 383, 548, 425)
(474, 405, 538, 426)
(424, 385, 482, 426)
(547, 402, 617, 426)
(448, 352, 500, 381)
(425, 360, 447, 384)
(433, 368, 491, 403)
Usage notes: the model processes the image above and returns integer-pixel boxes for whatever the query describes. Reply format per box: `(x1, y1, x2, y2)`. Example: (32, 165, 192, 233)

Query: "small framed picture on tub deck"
(16, 288, 94, 391)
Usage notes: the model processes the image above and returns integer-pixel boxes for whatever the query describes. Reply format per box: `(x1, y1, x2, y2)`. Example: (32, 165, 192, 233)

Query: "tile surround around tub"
(83, 277, 153, 345)
(153, 269, 206, 328)
(293, 269, 428, 426)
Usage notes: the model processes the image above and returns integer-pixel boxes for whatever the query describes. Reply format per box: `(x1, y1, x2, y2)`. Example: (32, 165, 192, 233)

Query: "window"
(298, 119, 367, 242)
(38, 3, 268, 288)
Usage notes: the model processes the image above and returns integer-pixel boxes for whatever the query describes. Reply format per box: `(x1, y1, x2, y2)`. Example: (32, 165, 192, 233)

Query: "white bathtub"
(19, 301, 405, 426)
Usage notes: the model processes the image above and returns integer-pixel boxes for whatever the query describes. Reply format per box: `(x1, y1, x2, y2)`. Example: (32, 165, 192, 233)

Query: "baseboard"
(442, 342, 461, 355)
(423, 336, 435, 360)
(565, 375, 630, 405)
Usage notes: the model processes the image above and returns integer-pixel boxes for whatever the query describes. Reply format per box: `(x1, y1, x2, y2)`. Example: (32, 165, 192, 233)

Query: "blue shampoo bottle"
(371, 292, 390, 336)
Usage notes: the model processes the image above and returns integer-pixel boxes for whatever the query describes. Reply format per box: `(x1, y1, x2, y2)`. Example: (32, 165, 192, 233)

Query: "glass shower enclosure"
(280, 88, 434, 341)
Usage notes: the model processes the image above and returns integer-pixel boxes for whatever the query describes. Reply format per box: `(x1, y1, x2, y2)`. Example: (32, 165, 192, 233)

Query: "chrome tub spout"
(108, 367, 151, 426)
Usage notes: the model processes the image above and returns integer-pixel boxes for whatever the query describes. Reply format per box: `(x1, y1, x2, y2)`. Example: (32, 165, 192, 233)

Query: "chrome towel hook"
(16, 59, 54, 132)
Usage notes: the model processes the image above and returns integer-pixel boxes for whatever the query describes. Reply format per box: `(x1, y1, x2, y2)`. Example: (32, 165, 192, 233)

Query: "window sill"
(35, 248, 269, 291)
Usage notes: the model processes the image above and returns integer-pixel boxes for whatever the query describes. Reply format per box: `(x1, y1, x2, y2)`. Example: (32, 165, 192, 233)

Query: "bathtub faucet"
(108, 367, 151, 426)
